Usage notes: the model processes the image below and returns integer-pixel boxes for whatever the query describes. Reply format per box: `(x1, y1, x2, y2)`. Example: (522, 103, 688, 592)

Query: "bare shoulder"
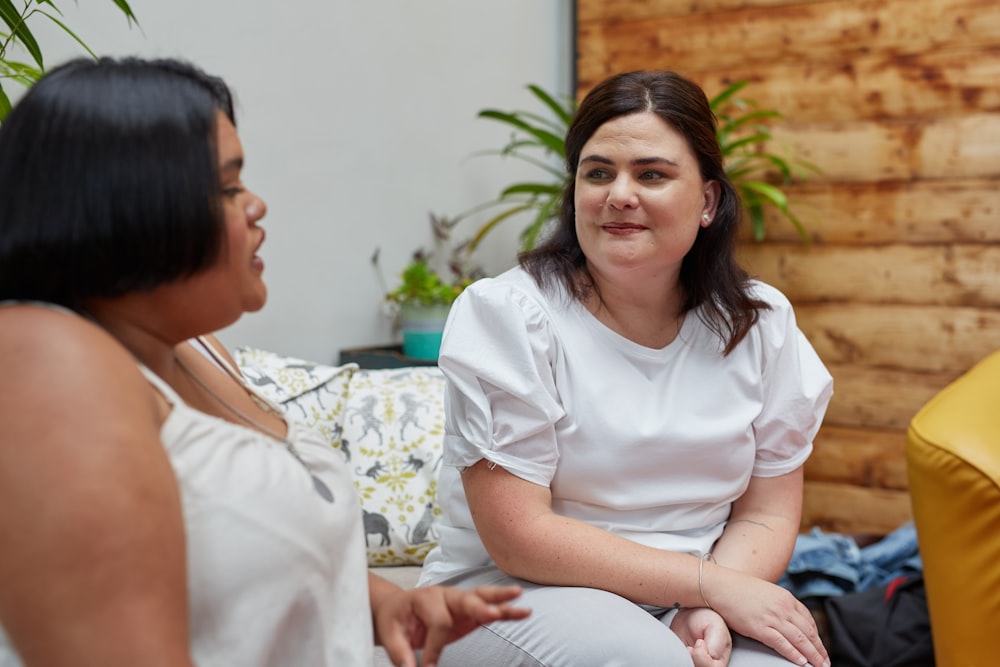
(0, 304, 158, 418)
(0, 305, 192, 665)
(0, 304, 167, 479)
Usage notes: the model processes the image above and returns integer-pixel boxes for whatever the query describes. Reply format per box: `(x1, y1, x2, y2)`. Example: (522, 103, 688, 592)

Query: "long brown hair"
(520, 70, 767, 354)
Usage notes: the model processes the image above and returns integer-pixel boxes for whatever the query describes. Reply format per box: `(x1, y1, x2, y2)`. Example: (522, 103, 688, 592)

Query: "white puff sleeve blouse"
(419, 267, 833, 583)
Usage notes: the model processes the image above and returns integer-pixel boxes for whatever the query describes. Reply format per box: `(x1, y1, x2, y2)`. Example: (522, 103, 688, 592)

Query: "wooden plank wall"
(576, 0, 1000, 536)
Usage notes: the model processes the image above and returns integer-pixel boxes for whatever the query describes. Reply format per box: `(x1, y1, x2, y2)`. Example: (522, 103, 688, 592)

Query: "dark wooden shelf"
(338, 344, 438, 369)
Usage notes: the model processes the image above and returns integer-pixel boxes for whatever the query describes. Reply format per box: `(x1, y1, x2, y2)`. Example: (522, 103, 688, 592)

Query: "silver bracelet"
(698, 552, 715, 609)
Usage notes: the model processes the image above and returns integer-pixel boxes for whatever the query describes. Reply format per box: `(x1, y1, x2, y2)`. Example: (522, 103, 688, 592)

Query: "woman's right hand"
(710, 570, 829, 667)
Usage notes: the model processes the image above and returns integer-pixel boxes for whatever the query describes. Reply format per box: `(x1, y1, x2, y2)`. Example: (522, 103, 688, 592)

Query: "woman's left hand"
(671, 607, 733, 667)
(373, 584, 530, 667)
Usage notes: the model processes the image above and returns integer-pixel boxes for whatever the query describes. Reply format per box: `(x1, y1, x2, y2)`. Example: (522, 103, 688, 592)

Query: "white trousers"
(431, 568, 812, 667)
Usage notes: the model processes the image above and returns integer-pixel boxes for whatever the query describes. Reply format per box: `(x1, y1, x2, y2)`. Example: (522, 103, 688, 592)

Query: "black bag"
(823, 574, 934, 667)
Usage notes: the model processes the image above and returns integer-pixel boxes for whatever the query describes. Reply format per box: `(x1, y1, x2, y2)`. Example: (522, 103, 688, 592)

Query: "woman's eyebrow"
(579, 154, 678, 167)
(219, 156, 244, 174)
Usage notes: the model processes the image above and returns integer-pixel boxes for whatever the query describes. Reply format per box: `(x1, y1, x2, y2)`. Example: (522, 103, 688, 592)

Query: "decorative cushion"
(232, 348, 446, 567)
(342, 367, 445, 566)
(232, 347, 356, 462)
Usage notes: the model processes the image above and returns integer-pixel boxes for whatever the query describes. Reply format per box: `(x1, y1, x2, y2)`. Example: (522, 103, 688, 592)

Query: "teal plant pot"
(400, 302, 451, 361)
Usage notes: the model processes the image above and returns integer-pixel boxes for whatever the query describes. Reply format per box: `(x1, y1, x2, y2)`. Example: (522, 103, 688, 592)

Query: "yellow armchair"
(906, 349, 1000, 667)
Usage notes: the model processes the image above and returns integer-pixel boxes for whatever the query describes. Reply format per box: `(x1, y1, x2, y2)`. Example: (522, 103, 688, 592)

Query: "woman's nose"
(606, 177, 638, 209)
(246, 193, 267, 221)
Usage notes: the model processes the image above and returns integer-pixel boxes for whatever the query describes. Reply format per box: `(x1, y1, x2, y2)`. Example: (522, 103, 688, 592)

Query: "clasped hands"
(672, 575, 830, 667)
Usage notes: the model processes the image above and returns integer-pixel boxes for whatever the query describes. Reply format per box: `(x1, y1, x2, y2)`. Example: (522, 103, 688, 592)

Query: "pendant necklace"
(174, 356, 334, 503)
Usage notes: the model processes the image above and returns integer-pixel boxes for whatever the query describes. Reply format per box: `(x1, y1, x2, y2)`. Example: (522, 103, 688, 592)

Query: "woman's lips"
(601, 222, 646, 234)
(251, 229, 266, 271)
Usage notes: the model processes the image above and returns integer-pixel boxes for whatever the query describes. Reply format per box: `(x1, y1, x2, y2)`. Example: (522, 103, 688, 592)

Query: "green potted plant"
(373, 213, 482, 361)
(460, 79, 817, 252)
(461, 84, 576, 254)
(0, 0, 138, 121)
(710, 80, 818, 242)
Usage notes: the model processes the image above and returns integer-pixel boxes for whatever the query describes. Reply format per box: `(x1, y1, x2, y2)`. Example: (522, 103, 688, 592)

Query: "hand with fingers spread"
(670, 608, 733, 667)
(372, 583, 530, 667)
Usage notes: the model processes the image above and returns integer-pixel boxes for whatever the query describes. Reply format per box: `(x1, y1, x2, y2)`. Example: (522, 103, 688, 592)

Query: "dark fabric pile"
(778, 522, 933, 667)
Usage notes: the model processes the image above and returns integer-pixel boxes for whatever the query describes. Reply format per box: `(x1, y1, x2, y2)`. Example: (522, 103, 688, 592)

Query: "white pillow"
(342, 367, 446, 566)
(232, 347, 356, 461)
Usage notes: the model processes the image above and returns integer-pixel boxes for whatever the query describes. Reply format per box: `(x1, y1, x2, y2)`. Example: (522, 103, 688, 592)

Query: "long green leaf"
(107, 0, 139, 25)
(498, 137, 548, 156)
(467, 147, 566, 180)
(505, 107, 568, 135)
(500, 182, 561, 198)
(0, 0, 44, 69)
(0, 57, 42, 85)
(527, 83, 575, 126)
(740, 180, 788, 208)
(724, 133, 772, 153)
(478, 109, 565, 154)
(747, 201, 766, 242)
(468, 202, 537, 252)
(0, 81, 10, 121)
(709, 80, 749, 112)
(718, 109, 782, 135)
(36, 10, 97, 58)
(759, 153, 793, 182)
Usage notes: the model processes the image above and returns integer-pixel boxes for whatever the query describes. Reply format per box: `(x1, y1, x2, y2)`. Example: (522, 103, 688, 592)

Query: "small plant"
(384, 255, 465, 307)
(462, 80, 817, 252)
(373, 213, 483, 309)
(0, 0, 139, 122)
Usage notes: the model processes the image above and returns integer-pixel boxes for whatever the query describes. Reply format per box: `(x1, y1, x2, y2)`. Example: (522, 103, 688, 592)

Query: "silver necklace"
(174, 356, 334, 503)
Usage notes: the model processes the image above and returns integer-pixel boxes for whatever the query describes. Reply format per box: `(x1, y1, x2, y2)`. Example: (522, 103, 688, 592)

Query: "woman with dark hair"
(418, 70, 833, 667)
(0, 56, 527, 667)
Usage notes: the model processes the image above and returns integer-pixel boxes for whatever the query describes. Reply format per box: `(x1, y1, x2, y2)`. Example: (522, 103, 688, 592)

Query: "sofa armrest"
(906, 349, 1000, 666)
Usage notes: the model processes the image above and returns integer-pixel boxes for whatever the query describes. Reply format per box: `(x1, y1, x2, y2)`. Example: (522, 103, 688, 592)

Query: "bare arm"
(462, 459, 828, 667)
(0, 309, 193, 667)
(463, 459, 711, 609)
(710, 468, 804, 582)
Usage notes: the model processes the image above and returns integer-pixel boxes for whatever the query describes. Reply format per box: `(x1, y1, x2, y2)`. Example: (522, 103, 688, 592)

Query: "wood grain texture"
(744, 180, 1000, 244)
(769, 113, 1000, 184)
(807, 426, 909, 490)
(796, 303, 1000, 373)
(801, 481, 913, 535)
(822, 363, 962, 430)
(690, 48, 1000, 123)
(577, 0, 1000, 90)
(739, 243, 1000, 308)
(576, 0, 824, 23)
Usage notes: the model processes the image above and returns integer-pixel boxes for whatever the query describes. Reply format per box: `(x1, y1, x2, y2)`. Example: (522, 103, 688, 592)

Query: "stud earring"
(702, 214, 710, 222)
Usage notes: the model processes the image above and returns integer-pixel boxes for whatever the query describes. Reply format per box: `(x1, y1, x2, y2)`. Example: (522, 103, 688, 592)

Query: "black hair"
(0, 56, 236, 310)
(520, 70, 767, 353)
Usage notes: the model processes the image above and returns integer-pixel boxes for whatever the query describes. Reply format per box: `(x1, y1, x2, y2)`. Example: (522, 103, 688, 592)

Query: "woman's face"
(215, 112, 269, 314)
(178, 113, 270, 328)
(574, 111, 719, 287)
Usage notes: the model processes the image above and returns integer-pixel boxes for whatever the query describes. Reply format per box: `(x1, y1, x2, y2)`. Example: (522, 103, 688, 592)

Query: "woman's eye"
(584, 168, 610, 180)
(639, 170, 665, 181)
(222, 185, 245, 197)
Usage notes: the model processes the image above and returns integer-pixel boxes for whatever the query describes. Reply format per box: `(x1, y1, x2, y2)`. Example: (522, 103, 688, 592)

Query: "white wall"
(28, 1, 573, 363)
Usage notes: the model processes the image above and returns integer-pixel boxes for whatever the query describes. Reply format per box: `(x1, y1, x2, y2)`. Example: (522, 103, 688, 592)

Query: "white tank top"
(0, 337, 372, 666)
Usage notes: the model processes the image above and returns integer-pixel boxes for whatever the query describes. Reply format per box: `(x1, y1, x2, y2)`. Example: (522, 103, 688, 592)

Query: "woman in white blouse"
(419, 70, 833, 667)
